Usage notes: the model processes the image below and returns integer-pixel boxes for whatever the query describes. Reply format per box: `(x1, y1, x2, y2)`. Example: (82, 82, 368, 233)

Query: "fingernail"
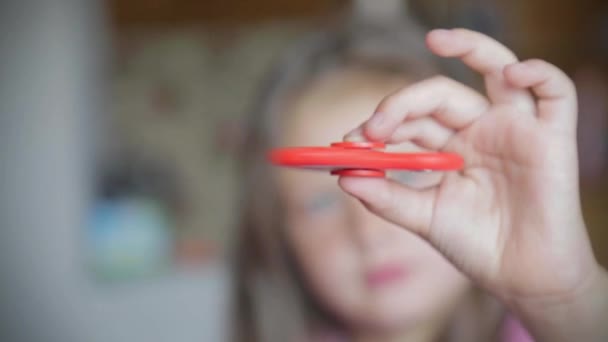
(511, 62, 531, 72)
(431, 29, 452, 40)
(368, 112, 387, 129)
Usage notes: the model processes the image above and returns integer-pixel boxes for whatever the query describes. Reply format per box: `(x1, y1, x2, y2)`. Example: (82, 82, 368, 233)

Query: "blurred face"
(277, 69, 470, 332)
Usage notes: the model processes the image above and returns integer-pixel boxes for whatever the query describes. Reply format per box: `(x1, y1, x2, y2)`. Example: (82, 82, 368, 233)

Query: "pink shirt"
(499, 314, 534, 342)
(315, 314, 535, 342)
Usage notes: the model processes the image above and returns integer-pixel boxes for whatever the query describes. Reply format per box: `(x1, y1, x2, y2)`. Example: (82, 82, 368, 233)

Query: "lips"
(366, 263, 409, 288)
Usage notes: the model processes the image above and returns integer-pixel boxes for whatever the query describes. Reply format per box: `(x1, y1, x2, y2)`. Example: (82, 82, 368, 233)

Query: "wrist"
(511, 262, 608, 342)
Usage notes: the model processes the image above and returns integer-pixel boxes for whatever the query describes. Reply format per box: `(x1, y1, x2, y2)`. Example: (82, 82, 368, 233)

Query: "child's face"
(277, 69, 470, 331)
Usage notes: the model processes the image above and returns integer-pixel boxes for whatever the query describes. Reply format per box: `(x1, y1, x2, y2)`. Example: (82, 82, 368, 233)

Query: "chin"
(354, 312, 421, 335)
(353, 298, 428, 332)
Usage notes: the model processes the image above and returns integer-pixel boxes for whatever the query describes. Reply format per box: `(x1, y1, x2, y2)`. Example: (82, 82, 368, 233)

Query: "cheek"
(285, 190, 353, 277)
(416, 254, 470, 306)
(286, 214, 364, 315)
(386, 243, 471, 322)
(416, 243, 470, 291)
(288, 219, 355, 281)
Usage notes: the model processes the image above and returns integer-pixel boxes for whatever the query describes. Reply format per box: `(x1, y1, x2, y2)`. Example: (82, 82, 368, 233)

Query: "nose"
(345, 196, 396, 251)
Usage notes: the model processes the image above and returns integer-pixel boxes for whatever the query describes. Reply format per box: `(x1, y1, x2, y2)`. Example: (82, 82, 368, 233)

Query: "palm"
(433, 106, 586, 299)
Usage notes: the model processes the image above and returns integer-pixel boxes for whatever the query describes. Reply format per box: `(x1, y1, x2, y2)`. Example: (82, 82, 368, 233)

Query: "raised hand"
(338, 29, 603, 328)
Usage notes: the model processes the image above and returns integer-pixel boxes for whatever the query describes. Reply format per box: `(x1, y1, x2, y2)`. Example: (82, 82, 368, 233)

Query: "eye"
(301, 191, 341, 215)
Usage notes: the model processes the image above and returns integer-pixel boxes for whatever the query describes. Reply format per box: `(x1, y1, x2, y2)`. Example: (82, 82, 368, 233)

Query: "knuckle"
(417, 118, 436, 133)
(452, 27, 476, 38)
(377, 95, 401, 114)
(378, 86, 409, 112)
(527, 59, 576, 93)
(428, 74, 453, 86)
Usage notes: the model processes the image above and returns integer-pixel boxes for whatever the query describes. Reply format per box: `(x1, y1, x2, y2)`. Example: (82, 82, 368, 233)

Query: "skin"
(277, 68, 471, 342)
(339, 28, 608, 342)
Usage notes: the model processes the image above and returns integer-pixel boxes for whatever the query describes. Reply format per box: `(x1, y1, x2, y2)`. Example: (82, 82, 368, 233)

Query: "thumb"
(338, 177, 435, 238)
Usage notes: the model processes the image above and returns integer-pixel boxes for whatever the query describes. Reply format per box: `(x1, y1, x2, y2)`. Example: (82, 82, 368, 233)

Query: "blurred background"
(0, 0, 606, 341)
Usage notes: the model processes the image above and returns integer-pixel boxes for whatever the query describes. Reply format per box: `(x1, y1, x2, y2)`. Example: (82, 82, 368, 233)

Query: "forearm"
(513, 264, 608, 342)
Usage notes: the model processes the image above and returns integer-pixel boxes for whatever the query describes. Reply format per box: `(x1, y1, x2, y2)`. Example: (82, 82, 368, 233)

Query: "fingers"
(351, 76, 488, 142)
(504, 59, 578, 131)
(338, 177, 435, 238)
(387, 117, 454, 150)
(426, 28, 535, 113)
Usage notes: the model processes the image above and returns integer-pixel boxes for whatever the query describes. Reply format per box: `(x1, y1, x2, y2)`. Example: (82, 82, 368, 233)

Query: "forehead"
(280, 68, 408, 147)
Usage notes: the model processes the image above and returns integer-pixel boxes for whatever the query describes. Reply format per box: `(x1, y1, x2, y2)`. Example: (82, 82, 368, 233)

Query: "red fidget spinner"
(268, 141, 464, 178)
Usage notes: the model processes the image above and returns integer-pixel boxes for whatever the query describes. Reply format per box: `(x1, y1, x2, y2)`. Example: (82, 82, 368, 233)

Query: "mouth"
(365, 263, 409, 288)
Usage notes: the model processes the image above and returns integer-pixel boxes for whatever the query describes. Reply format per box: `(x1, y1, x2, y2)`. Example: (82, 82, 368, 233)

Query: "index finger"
(350, 76, 488, 142)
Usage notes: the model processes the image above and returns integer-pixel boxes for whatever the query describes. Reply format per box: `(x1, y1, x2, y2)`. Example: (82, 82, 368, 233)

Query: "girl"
(233, 13, 608, 342)
(233, 17, 516, 342)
